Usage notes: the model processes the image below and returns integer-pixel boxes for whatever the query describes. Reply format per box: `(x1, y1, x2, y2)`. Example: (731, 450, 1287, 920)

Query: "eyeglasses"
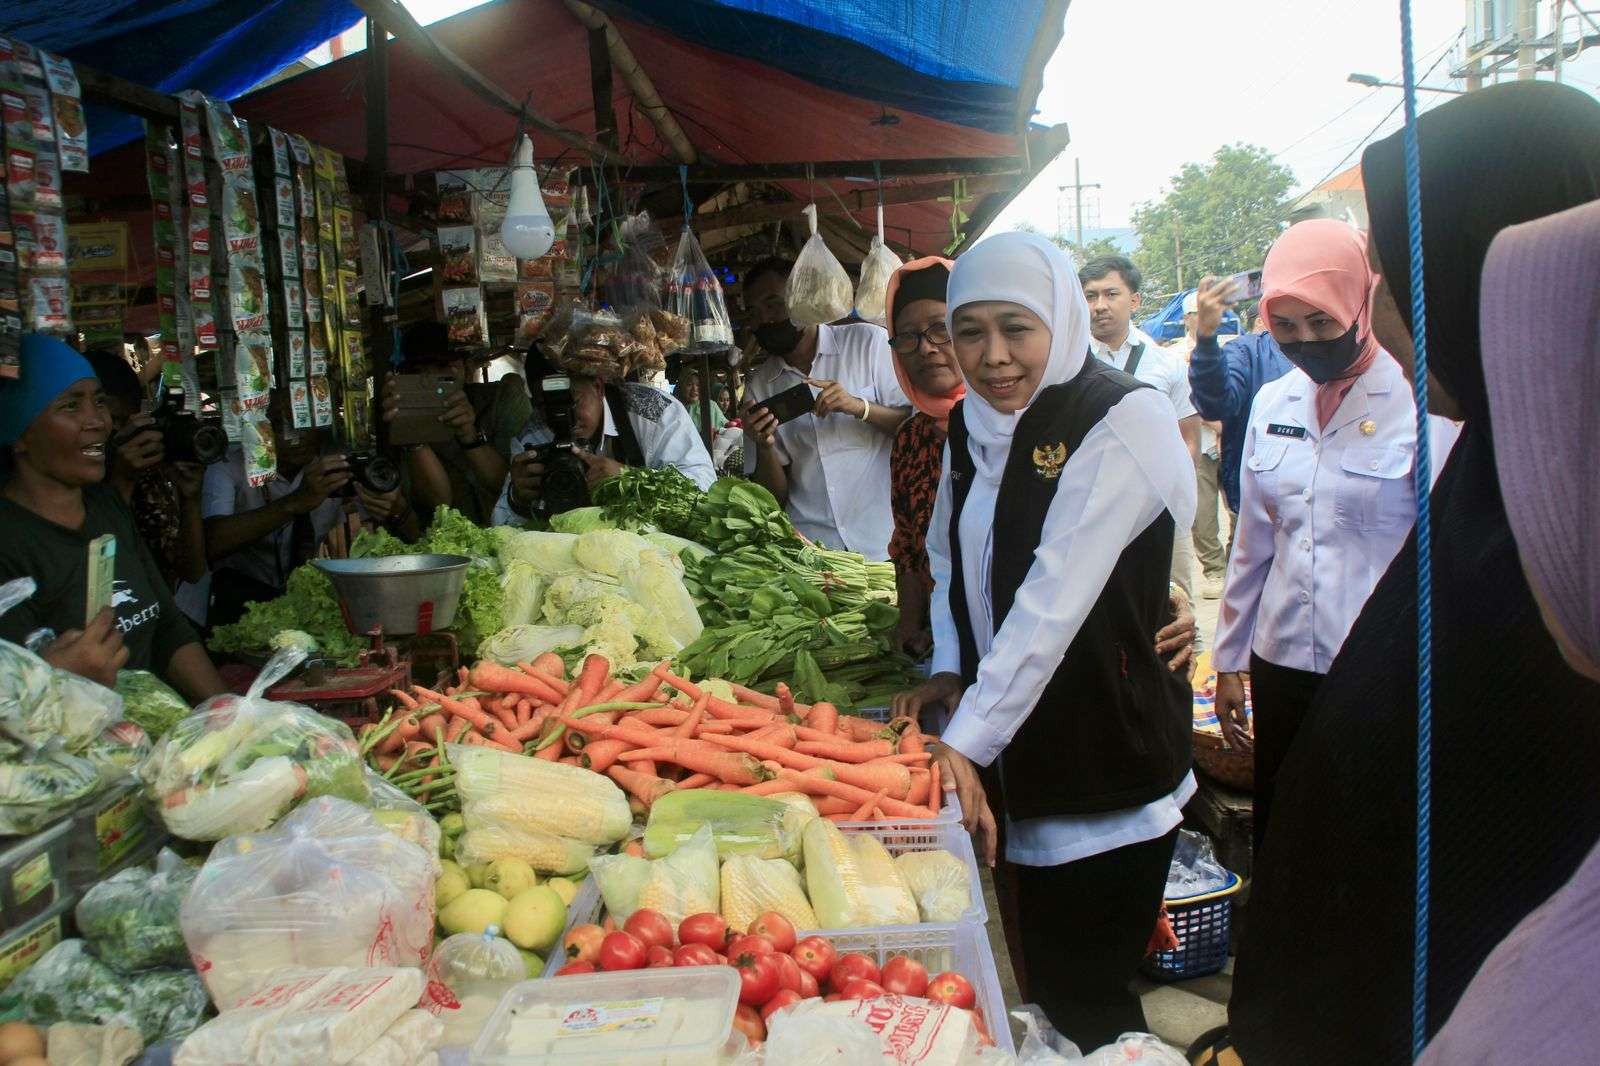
(890, 322, 951, 355)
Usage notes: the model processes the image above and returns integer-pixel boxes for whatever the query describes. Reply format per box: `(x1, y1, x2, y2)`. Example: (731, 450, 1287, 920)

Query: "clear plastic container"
(469, 967, 741, 1065)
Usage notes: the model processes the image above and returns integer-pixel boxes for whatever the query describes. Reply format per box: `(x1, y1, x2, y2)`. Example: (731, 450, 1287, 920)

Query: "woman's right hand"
(1216, 671, 1253, 752)
(932, 742, 999, 867)
(44, 608, 128, 688)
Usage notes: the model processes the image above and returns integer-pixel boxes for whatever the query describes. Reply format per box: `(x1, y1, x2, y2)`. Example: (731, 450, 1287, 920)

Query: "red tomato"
(554, 960, 596, 976)
(772, 952, 804, 994)
(925, 971, 977, 1010)
(839, 978, 886, 1000)
(678, 912, 729, 951)
(796, 967, 820, 999)
(597, 930, 647, 972)
(645, 944, 675, 968)
(732, 950, 781, 1006)
(673, 943, 720, 967)
(760, 988, 803, 1023)
(823, 993, 843, 1003)
(727, 933, 776, 958)
(829, 953, 880, 991)
(748, 912, 797, 954)
(880, 955, 929, 998)
(562, 924, 605, 966)
(732, 1004, 766, 1046)
(791, 936, 837, 983)
(624, 909, 676, 952)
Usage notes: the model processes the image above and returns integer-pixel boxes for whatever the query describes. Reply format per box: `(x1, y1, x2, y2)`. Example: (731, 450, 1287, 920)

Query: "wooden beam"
(673, 174, 1012, 234)
(586, 26, 618, 151)
(75, 62, 179, 123)
(952, 123, 1071, 254)
(563, 0, 698, 164)
(363, 17, 390, 220)
(621, 155, 1029, 183)
(350, 0, 624, 165)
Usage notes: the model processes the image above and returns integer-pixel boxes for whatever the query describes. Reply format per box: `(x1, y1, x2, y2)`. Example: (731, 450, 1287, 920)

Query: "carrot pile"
(360, 654, 943, 822)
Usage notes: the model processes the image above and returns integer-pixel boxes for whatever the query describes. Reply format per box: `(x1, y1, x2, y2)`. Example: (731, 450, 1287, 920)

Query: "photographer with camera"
(84, 350, 211, 591)
(203, 391, 420, 629)
(381, 322, 531, 527)
(494, 341, 715, 524)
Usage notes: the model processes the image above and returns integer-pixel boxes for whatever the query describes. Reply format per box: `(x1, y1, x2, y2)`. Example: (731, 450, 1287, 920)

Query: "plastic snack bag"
(139, 646, 369, 840)
(255, 967, 424, 1066)
(667, 226, 734, 348)
(75, 848, 198, 973)
(787, 204, 853, 326)
(425, 927, 523, 1045)
(179, 796, 435, 1007)
(174, 968, 348, 1066)
(854, 204, 904, 326)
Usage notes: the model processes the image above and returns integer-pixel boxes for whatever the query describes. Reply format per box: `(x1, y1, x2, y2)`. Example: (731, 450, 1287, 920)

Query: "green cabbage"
(622, 551, 703, 652)
(477, 624, 585, 667)
(549, 507, 616, 534)
(500, 561, 545, 628)
(573, 529, 655, 579)
(498, 530, 582, 575)
(641, 530, 714, 565)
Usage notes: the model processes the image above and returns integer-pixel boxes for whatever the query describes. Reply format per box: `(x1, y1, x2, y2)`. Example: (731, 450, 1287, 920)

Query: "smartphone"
(753, 382, 816, 426)
(387, 372, 460, 446)
(1225, 268, 1264, 304)
(85, 534, 116, 626)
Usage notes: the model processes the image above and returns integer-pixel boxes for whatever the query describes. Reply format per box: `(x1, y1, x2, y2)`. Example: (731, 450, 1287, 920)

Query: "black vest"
(946, 358, 1192, 820)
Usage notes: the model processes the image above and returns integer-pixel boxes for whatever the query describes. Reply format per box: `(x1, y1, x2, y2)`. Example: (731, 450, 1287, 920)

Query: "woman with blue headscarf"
(894, 232, 1196, 1049)
(0, 335, 225, 701)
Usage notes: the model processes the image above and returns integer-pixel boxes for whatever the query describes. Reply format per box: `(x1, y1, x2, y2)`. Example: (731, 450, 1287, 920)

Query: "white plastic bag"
(174, 968, 345, 1066)
(667, 226, 734, 348)
(609, 211, 666, 315)
(0, 577, 124, 752)
(767, 995, 984, 1065)
(1164, 830, 1230, 898)
(347, 1009, 445, 1066)
(895, 849, 972, 923)
(854, 205, 904, 326)
(590, 824, 719, 928)
(256, 968, 424, 1066)
(1078, 1034, 1187, 1065)
(179, 796, 435, 1007)
(787, 205, 852, 326)
(1011, 1005, 1081, 1064)
(139, 647, 369, 840)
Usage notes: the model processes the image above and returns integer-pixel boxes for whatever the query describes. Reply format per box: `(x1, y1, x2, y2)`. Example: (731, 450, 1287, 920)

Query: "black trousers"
(1248, 652, 1326, 853)
(1013, 827, 1180, 1053)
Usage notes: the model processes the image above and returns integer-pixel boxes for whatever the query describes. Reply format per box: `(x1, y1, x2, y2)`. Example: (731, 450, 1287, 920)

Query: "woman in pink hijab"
(1212, 219, 1419, 848)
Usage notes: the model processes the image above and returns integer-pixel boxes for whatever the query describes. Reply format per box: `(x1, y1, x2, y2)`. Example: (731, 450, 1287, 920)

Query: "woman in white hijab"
(894, 232, 1197, 1050)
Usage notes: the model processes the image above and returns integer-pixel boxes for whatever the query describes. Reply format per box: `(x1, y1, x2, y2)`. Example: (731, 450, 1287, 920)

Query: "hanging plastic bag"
(425, 926, 524, 1045)
(667, 226, 734, 348)
(854, 203, 904, 327)
(787, 205, 853, 326)
(178, 796, 435, 1007)
(75, 849, 198, 974)
(609, 211, 666, 315)
(138, 646, 369, 841)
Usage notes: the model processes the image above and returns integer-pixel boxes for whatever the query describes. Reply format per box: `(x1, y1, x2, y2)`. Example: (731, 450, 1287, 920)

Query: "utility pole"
(1174, 225, 1184, 291)
(1517, 0, 1539, 79)
(1060, 158, 1100, 253)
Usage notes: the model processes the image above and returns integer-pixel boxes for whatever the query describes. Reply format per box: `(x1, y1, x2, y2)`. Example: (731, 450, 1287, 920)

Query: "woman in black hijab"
(1227, 82, 1600, 1064)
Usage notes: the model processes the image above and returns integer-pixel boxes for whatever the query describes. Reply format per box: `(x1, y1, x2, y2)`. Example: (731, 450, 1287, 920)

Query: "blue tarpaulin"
(593, 0, 1060, 132)
(1139, 289, 1242, 343)
(1, 0, 361, 153)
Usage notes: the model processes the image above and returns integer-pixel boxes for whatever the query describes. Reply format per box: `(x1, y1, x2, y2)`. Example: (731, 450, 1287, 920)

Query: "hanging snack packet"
(787, 204, 852, 326)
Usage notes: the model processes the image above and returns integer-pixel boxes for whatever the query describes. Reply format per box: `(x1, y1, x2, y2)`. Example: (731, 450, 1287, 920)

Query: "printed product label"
(556, 997, 663, 1037)
(11, 853, 53, 908)
(0, 912, 63, 988)
(94, 788, 148, 872)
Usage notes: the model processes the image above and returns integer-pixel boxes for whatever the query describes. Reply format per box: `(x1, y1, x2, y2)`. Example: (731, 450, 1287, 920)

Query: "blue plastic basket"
(1140, 871, 1241, 982)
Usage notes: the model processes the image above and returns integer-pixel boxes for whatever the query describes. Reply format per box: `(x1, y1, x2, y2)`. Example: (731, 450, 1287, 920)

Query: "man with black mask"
(740, 257, 911, 561)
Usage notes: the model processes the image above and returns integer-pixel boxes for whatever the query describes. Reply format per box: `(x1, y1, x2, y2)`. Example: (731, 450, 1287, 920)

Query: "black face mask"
(1279, 321, 1363, 385)
(754, 320, 803, 357)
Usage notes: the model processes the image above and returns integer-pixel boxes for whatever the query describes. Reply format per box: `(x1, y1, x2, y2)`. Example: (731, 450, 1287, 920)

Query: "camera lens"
(361, 455, 402, 495)
(191, 421, 229, 465)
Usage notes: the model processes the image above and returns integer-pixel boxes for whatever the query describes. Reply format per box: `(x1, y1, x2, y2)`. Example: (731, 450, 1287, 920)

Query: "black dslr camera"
(147, 386, 227, 465)
(524, 373, 590, 518)
(336, 452, 402, 498)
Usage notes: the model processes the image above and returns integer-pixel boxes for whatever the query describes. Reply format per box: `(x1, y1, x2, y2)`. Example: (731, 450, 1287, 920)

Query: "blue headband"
(0, 335, 99, 447)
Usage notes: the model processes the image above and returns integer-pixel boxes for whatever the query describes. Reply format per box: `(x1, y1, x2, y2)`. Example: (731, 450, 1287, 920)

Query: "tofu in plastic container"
(469, 968, 742, 1065)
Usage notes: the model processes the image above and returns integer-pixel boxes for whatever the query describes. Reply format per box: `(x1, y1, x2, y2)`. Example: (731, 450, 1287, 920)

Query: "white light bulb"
(501, 134, 554, 260)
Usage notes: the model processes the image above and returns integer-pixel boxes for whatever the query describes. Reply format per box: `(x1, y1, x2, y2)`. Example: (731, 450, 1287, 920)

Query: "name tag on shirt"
(1266, 423, 1308, 439)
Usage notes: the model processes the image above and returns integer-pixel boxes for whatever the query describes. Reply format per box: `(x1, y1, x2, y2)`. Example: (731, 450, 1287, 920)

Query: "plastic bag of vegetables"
(7, 939, 209, 1043)
(75, 848, 198, 973)
(0, 580, 123, 752)
(179, 796, 435, 1007)
(114, 670, 191, 739)
(0, 579, 51, 713)
(363, 770, 442, 874)
(0, 742, 101, 834)
(590, 824, 719, 928)
(139, 647, 368, 840)
(82, 720, 153, 786)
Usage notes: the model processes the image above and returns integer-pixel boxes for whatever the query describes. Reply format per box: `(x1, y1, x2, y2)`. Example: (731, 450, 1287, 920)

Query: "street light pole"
(1347, 72, 1467, 94)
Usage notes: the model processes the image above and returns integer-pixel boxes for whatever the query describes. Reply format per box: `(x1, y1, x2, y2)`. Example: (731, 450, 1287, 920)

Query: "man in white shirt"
(739, 257, 911, 560)
(496, 345, 715, 524)
(1169, 291, 1228, 597)
(1081, 255, 1202, 599)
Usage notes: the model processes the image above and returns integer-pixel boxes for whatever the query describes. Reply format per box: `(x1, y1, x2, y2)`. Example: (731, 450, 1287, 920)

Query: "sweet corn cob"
(802, 820, 918, 928)
(451, 745, 630, 844)
(720, 856, 818, 932)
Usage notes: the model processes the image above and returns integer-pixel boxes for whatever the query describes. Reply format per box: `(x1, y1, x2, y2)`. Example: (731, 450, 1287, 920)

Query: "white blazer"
(1214, 354, 1418, 675)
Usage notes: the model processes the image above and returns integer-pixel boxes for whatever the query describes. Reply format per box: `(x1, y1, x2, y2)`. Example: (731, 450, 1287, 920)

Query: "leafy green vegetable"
(209, 564, 366, 665)
(591, 466, 704, 539)
(114, 670, 190, 739)
(75, 853, 197, 973)
(7, 940, 209, 1042)
(456, 564, 505, 652)
(0, 747, 101, 834)
(349, 525, 410, 558)
(549, 506, 616, 534)
(500, 561, 545, 627)
(477, 624, 586, 666)
(419, 504, 502, 559)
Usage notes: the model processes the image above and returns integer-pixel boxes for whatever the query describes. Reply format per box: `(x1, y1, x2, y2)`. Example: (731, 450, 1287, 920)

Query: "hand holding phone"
(751, 382, 816, 427)
(1224, 268, 1264, 304)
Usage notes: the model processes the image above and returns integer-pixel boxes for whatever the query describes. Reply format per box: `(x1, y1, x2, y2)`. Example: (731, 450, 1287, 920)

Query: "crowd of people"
(0, 77, 1595, 1063)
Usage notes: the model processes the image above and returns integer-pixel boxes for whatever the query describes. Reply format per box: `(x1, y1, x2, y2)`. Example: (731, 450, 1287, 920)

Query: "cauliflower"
(573, 529, 656, 579)
(269, 630, 318, 655)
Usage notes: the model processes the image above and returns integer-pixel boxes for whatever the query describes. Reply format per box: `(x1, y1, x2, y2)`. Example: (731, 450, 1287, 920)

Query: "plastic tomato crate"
(816, 819, 987, 929)
(543, 877, 604, 978)
(823, 922, 1014, 1056)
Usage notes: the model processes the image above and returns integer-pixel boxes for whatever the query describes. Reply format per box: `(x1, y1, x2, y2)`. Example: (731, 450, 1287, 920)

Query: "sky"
(991, 0, 1600, 234)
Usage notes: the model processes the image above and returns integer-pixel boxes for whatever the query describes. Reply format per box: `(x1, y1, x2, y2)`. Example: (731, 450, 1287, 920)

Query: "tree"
(1131, 144, 1295, 298)
(1006, 223, 1122, 266)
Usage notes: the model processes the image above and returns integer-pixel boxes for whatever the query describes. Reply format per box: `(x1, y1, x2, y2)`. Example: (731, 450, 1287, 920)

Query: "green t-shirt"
(0, 484, 199, 676)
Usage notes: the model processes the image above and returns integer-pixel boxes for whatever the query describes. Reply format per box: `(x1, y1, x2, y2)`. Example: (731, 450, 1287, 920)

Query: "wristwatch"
(458, 432, 491, 451)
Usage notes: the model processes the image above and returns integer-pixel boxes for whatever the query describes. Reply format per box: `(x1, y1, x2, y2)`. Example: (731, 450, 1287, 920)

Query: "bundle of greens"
(5, 940, 209, 1043)
(75, 850, 197, 973)
(114, 670, 191, 739)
